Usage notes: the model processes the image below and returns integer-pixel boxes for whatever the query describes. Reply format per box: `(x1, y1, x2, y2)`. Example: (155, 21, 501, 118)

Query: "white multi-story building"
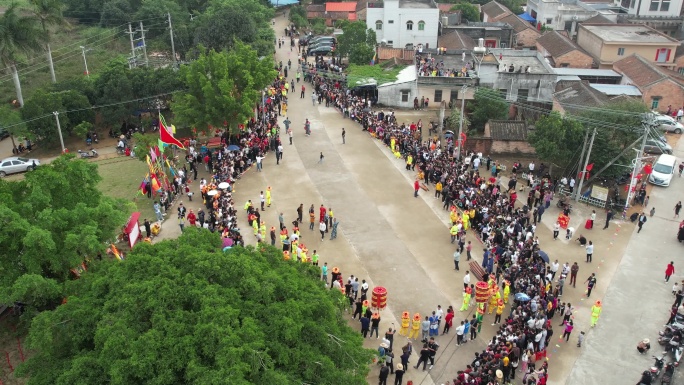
(526, 0, 598, 32)
(619, 0, 683, 17)
(365, 0, 440, 49)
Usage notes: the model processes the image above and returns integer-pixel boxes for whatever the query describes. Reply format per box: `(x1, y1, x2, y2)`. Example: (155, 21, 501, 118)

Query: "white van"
(649, 154, 677, 186)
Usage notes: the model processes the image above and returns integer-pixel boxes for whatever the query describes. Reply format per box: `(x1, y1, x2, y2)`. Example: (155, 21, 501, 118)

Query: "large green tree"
(528, 112, 585, 171)
(93, 58, 135, 128)
(0, 156, 127, 319)
(20, 89, 94, 144)
(172, 44, 276, 135)
(336, 21, 377, 66)
(450, 3, 480, 22)
(19, 231, 373, 385)
(468, 88, 508, 131)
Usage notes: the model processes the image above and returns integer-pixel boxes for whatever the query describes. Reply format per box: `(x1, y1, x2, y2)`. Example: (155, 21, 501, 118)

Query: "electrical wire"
(2, 89, 186, 130)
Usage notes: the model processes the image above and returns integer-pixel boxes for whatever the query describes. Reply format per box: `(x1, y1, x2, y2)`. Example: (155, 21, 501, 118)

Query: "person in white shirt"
(586, 241, 594, 263)
(550, 260, 560, 280)
(319, 221, 327, 240)
(256, 155, 265, 172)
(569, 178, 576, 193)
(463, 271, 471, 289)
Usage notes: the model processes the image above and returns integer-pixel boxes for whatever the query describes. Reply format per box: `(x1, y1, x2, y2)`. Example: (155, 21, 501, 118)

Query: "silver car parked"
(0, 157, 40, 177)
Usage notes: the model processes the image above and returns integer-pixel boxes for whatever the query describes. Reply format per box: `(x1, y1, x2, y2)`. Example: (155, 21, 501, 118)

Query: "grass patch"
(346, 64, 406, 88)
(0, 24, 129, 103)
(96, 156, 157, 222)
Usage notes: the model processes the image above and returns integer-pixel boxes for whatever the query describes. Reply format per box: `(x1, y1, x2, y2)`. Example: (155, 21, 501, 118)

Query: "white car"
(0, 157, 40, 177)
(655, 114, 684, 134)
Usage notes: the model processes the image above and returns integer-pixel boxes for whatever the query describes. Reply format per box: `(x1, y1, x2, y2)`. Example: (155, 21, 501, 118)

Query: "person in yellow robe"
(460, 286, 471, 311)
(409, 313, 421, 339)
(462, 212, 470, 230)
(399, 311, 410, 335)
(266, 187, 272, 207)
(503, 280, 510, 304)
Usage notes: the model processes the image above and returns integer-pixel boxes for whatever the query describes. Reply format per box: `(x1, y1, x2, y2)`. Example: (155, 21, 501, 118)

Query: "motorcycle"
(650, 354, 667, 378)
(661, 362, 678, 384)
(638, 370, 653, 385)
(116, 146, 125, 155)
(556, 199, 573, 214)
(78, 149, 99, 159)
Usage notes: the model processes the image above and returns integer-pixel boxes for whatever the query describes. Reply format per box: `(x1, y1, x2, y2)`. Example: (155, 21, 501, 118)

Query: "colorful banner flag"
(150, 147, 157, 163)
(370, 52, 377, 66)
(159, 114, 185, 149)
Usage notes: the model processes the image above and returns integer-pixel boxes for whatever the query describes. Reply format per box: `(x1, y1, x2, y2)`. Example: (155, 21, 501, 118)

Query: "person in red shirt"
(319, 204, 327, 223)
(443, 308, 454, 334)
(666, 261, 676, 282)
(414, 179, 420, 198)
(187, 210, 197, 226)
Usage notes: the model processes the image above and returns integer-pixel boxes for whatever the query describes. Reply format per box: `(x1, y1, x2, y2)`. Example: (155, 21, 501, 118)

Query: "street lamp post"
(80, 46, 90, 78)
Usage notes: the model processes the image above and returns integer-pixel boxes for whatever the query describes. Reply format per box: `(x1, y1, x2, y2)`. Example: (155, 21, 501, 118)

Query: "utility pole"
(457, 85, 468, 159)
(625, 114, 653, 213)
(126, 23, 136, 68)
(139, 21, 149, 67)
(53, 112, 65, 153)
(574, 128, 590, 200)
(167, 13, 177, 69)
(574, 126, 597, 202)
(80, 46, 90, 78)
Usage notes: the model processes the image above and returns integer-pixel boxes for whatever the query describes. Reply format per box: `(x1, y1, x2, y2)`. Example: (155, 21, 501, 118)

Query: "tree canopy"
(336, 21, 377, 66)
(468, 88, 508, 131)
(19, 230, 373, 385)
(528, 112, 585, 171)
(0, 156, 127, 319)
(449, 3, 480, 22)
(172, 43, 276, 134)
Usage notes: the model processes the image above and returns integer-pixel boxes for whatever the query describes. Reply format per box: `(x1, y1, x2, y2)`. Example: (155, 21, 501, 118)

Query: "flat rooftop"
(589, 83, 642, 96)
(491, 49, 552, 74)
(553, 68, 621, 77)
(581, 24, 677, 44)
(399, 0, 437, 8)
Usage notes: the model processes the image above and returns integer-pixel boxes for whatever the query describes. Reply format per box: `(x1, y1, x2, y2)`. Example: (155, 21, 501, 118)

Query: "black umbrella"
(537, 250, 550, 263)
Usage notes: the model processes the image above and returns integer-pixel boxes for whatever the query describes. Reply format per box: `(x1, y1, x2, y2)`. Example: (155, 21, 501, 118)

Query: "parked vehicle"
(644, 138, 673, 155)
(654, 114, 684, 134)
(0, 157, 40, 177)
(308, 45, 333, 56)
(649, 154, 677, 187)
(77, 149, 99, 159)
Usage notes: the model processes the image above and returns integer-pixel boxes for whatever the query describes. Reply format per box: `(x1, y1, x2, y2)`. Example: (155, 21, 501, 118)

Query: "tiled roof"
(581, 14, 614, 24)
(554, 80, 609, 113)
(307, 4, 325, 18)
(612, 54, 669, 88)
(498, 13, 536, 34)
(326, 2, 357, 12)
(482, 1, 511, 21)
(488, 120, 528, 141)
(438, 3, 458, 13)
(537, 30, 582, 58)
(438, 30, 476, 50)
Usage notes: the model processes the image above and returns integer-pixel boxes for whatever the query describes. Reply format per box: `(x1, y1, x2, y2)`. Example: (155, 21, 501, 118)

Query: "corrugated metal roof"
(326, 2, 357, 12)
(589, 84, 642, 96)
(552, 68, 621, 77)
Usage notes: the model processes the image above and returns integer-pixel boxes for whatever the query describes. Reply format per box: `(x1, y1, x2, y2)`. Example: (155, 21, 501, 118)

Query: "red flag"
(159, 114, 185, 149)
(585, 163, 594, 172)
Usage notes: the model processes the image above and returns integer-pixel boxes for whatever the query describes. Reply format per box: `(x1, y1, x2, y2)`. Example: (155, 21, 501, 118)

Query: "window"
(656, 48, 671, 63)
(546, 18, 552, 25)
(375, 20, 383, 30)
(651, 98, 660, 109)
(418, 21, 425, 31)
(450, 89, 458, 102)
(617, 47, 625, 56)
(560, 63, 569, 67)
(649, 0, 659, 10)
(401, 90, 410, 102)
(387, 40, 393, 47)
(388, 20, 394, 24)
(406, 20, 413, 30)
(517, 89, 529, 102)
(434, 90, 443, 103)
(679, 67, 684, 75)
(661, 0, 670, 10)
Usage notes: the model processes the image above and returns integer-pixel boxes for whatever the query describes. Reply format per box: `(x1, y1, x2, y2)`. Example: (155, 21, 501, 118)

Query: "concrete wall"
(366, 0, 440, 48)
(377, 81, 418, 108)
(491, 140, 536, 154)
(576, 25, 604, 59)
(479, 63, 558, 102)
(442, 26, 514, 48)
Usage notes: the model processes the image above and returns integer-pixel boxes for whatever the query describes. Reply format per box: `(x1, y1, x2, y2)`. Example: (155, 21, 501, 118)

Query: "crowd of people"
(416, 52, 473, 78)
(294, 56, 596, 384)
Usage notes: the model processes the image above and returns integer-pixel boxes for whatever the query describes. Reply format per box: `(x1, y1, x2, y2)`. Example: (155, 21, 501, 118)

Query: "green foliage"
(19, 230, 373, 385)
(450, 3, 480, 22)
(575, 99, 648, 177)
(529, 112, 584, 170)
(99, 0, 132, 27)
(311, 18, 327, 35)
(0, 104, 30, 140)
(93, 57, 135, 128)
(20, 88, 94, 144)
(131, 132, 173, 162)
(336, 21, 377, 66)
(468, 88, 507, 131)
(173, 44, 276, 134)
(445, 105, 470, 133)
(0, 156, 127, 317)
(73, 121, 93, 138)
(346, 64, 404, 88)
(193, 0, 275, 57)
(289, 5, 307, 28)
